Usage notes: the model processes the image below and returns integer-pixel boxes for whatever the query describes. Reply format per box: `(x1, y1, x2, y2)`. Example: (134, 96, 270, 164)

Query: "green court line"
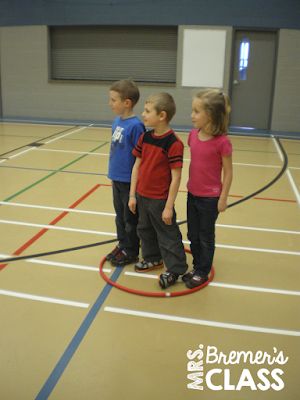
(3, 142, 109, 202)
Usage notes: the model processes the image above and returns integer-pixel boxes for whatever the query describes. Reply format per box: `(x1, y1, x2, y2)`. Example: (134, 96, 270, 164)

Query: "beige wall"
(271, 29, 300, 132)
(0, 26, 110, 123)
(0, 25, 299, 133)
(0, 25, 232, 128)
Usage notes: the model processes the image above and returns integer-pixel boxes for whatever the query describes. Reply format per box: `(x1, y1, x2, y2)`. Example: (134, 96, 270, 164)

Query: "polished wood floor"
(0, 122, 299, 400)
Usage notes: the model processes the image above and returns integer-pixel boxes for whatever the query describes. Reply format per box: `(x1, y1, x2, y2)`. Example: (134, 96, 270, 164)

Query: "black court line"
(0, 137, 288, 265)
(56, 138, 108, 143)
(0, 134, 44, 139)
(29, 143, 44, 147)
(0, 165, 107, 177)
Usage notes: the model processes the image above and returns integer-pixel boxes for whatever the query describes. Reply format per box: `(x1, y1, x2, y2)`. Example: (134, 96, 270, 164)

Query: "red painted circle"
(99, 248, 215, 297)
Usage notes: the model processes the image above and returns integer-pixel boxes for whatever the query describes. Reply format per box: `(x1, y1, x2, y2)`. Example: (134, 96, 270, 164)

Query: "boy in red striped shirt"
(128, 93, 187, 289)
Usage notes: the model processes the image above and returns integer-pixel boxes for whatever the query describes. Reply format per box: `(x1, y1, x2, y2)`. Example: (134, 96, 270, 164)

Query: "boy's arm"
(218, 154, 233, 212)
(128, 157, 141, 214)
(162, 167, 182, 225)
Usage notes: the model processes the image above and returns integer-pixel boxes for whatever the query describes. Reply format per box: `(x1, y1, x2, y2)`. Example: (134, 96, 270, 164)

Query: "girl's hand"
(128, 197, 137, 214)
(218, 198, 227, 212)
(162, 207, 173, 225)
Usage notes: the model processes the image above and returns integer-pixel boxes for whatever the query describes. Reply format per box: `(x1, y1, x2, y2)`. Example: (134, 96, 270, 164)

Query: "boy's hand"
(162, 207, 173, 225)
(218, 198, 227, 212)
(128, 197, 137, 214)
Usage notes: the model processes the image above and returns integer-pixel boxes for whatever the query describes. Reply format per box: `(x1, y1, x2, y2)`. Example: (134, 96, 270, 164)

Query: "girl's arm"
(162, 167, 182, 225)
(128, 157, 141, 214)
(218, 155, 233, 212)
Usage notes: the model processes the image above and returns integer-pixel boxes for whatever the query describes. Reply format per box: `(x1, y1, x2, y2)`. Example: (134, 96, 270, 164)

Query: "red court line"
(100, 184, 296, 203)
(99, 184, 296, 203)
(252, 197, 295, 203)
(0, 184, 101, 271)
(228, 194, 296, 203)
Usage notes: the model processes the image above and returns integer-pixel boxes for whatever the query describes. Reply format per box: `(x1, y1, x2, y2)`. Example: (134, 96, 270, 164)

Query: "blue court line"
(35, 267, 122, 400)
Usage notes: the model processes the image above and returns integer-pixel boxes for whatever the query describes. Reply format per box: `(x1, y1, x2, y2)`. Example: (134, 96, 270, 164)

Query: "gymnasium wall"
(0, 0, 299, 29)
(0, 0, 300, 133)
(0, 25, 233, 128)
(271, 29, 300, 133)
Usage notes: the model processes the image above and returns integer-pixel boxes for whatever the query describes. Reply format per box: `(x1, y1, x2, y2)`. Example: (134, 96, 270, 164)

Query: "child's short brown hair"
(110, 79, 140, 106)
(145, 92, 176, 122)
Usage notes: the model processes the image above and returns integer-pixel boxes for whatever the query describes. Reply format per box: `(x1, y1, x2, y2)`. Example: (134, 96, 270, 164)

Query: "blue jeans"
(187, 192, 219, 277)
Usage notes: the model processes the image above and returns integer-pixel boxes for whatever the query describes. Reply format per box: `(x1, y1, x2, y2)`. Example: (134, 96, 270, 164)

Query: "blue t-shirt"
(108, 116, 145, 182)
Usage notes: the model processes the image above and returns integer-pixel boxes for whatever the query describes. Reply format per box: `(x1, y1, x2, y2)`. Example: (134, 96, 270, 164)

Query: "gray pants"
(112, 181, 139, 256)
(137, 194, 187, 275)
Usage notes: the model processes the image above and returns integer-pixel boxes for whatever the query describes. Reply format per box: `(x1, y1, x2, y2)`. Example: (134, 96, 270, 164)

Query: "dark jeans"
(187, 192, 219, 277)
(112, 181, 139, 256)
(137, 194, 187, 275)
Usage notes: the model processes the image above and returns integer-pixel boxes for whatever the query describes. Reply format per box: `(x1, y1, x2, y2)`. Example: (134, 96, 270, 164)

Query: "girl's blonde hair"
(195, 89, 231, 136)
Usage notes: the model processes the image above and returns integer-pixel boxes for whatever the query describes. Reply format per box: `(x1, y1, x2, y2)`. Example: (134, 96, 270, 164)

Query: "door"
(230, 30, 277, 130)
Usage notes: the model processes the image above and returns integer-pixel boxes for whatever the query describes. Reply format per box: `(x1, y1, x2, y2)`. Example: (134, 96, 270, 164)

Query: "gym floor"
(0, 122, 299, 400)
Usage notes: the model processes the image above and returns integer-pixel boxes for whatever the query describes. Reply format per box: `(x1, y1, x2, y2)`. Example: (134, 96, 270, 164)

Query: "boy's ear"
(124, 98, 133, 108)
(159, 110, 167, 121)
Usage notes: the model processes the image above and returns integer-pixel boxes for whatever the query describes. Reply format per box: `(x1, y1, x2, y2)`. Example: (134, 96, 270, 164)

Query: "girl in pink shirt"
(183, 90, 233, 288)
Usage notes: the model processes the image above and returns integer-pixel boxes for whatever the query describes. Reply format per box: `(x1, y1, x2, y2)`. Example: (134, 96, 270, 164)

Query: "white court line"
(36, 151, 295, 170)
(44, 124, 94, 145)
(125, 271, 157, 280)
(0, 219, 298, 256)
(285, 169, 300, 206)
(38, 148, 108, 156)
(0, 219, 116, 237)
(184, 158, 299, 171)
(9, 147, 36, 159)
(0, 289, 89, 308)
(183, 158, 281, 168)
(0, 253, 111, 273)
(272, 136, 300, 206)
(214, 243, 299, 256)
(1, 125, 93, 161)
(209, 282, 300, 296)
(229, 134, 269, 140)
(181, 240, 300, 256)
(232, 162, 280, 168)
(104, 306, 300, 337)
(28, 259, 111, 273)
(124, 272, 300, 297)
(0, 201, 115, 217)
(184, 159, 299, 171)
(0, 202, 299, 235)
(216, 223, 299, 235)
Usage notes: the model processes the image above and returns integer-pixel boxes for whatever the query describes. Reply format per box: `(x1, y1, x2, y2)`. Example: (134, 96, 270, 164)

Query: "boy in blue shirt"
(107, 79, 145, 265)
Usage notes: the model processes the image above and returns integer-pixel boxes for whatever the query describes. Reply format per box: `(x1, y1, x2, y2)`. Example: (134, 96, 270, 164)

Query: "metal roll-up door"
(50, 26, 177, 83)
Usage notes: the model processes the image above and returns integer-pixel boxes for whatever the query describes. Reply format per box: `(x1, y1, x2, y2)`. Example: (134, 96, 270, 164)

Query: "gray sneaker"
(135, 259, 163, 273)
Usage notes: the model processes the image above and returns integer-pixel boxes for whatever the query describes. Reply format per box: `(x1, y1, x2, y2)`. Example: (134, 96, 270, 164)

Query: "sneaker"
(159, 272, 179, 289)
(134, 259, 163, 273)
(106, 245, 121, 261)
(111, 250, 138, 266)
(182, 269, 196, 283)
(185, 275, 208, 289)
